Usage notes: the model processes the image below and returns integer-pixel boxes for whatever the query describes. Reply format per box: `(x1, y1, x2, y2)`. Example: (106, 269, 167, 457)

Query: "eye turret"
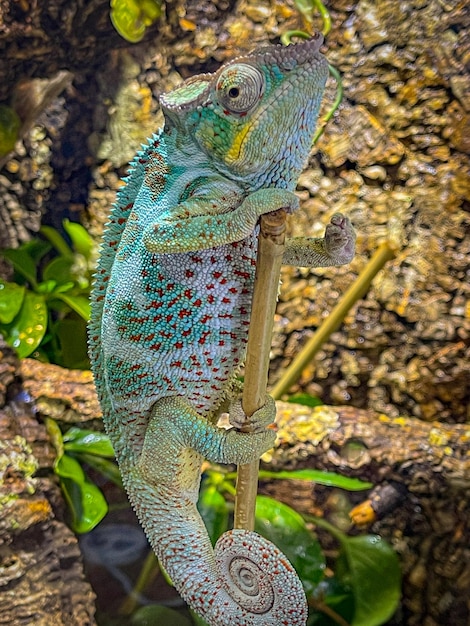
(216, 64, 265, 113)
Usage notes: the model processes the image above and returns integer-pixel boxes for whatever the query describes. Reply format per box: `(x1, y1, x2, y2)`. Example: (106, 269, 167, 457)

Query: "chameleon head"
(160, 35, 328, 188)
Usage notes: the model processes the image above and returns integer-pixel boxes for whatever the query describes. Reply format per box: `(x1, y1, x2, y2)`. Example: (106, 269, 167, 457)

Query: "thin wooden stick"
(270, 241, 396, 400)
(234, 209, 287, 531)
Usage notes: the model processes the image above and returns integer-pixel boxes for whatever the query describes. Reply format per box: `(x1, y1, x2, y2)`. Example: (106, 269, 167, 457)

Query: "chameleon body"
(89, 35, 355, 625)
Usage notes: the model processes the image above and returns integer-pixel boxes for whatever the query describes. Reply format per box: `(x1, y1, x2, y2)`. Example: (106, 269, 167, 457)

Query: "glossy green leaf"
(310, 577, 355, 626)
(0, 280, 25, 323)
(132, 604, 191, 626)
(63, 427, 115, 457)
(0, 104, 21, 156)
(63, 219, 94, 259)
(336, 534, 401, 626)
(1, 248, 38, 287)
(21, 239, 52, 264)
(110, 0, 162, 43)
(259, 469, 372, 491)
(54, 317, 90, 369)
(56, 453, 108, 533)
(54, 293, 90, 320)
(43, 256, 75, 284)
(3, 291, 47, 357)
(78, 453, 123, 488)
(255, 495, 325, 594)
(190, 610, 211, 626)
(287, 393, 323, 407)
(197, 484, 229, 545)
(40, 224, 73, 257)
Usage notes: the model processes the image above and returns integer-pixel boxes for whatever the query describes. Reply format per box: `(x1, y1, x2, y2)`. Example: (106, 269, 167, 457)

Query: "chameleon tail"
(124, 473, 307, 625)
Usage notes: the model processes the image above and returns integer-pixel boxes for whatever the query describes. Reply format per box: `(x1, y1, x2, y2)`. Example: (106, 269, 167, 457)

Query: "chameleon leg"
(142, 188, 300, 254)
(122, 396, 307, 626)
(284, 212, 356, 268)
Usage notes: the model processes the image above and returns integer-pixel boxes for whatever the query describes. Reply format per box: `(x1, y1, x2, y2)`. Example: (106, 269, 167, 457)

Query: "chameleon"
(89, 34, 355, 625)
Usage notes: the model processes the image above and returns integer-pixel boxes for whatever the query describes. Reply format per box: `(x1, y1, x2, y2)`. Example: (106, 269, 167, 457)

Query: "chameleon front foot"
(324, 212, 356, 264)
(228, 395, 276, 432)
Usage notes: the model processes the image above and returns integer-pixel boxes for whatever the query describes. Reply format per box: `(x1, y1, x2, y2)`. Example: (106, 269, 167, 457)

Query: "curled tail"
(126, 474, 307, 626)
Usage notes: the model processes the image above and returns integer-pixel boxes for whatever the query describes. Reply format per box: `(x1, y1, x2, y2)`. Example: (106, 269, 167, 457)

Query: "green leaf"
(259, 469, 373, 491)
(310, 577, 355, 626)
(197, 483, 229, 545)
(53, 316, 90, 369)
(1, 248, 38, 287)
(131, 604, 191, 626)
(110, 0, 162, 43)
(43, 256, 75, 284)
(63, 219, 94, 259)
(189, 610, 211, 626)
(54, 293, 90, 320)
(255, 495, 325, 594)
(0, 104, 21, 156)
(63, 427, 115, 457)
(0, 280, 25, 323)
(55, 453, 108, 533)
(287, 393, 323, 408)
(78, 453, 123, 488)
(336, 534, 401, 626)
(20, 239, 52, 264)
(3, 291, 48, 357)
(40, 224, 73, 257)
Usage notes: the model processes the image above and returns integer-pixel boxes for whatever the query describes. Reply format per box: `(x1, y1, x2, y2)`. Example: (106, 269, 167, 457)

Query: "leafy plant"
(110, 0, 162, 43)
(45, 418, 119, 533)
(0, 104, 21, 157)
(197, 472, 401, 626)
(42, 415, 399, 624)
(0, 220, 94, 368)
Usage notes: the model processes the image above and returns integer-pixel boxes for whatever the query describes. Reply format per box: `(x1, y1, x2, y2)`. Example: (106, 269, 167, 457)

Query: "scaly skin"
(89, 35, 355, 625)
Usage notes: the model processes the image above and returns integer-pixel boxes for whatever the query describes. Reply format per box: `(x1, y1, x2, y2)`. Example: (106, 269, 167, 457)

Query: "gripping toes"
(325, 213, 356, 263)
(229, 395, 277, 433)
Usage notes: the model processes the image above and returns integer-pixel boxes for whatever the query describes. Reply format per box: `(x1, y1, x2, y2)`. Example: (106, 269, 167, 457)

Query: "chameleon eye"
(216, 64, 264, 113)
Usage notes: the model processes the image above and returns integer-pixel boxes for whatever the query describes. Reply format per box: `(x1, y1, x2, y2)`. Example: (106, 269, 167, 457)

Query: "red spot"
(184, 288, 192, 298)
(222, 297, 231, 304)
(194, 299, 202, 307)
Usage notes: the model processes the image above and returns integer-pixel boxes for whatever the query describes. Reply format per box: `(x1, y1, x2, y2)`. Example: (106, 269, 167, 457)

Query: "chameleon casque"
(89, 35, 355, 625)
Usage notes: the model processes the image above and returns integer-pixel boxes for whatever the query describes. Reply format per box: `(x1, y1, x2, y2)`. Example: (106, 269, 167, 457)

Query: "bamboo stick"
(233, 209, 287, 531)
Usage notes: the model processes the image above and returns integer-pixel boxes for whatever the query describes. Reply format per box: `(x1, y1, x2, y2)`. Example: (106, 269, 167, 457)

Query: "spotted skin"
(89, 36, 355, 626)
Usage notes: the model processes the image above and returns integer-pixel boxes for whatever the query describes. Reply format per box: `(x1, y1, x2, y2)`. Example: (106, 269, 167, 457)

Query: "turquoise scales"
(89, 35, 356, 625)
